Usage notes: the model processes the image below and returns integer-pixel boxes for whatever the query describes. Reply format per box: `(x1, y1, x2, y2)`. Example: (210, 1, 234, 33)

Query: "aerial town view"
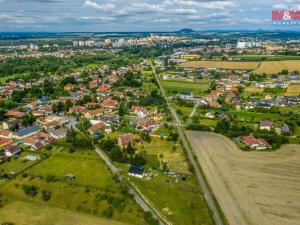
(0, 1, 299, 225)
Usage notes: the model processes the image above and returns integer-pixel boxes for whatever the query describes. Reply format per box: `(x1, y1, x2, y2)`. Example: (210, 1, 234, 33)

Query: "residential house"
(128, 166, 144, 178)
(208, 101, 220, 108)
(137, 118, 156, 131)
(50, 128, 68, 139)
(118, 133, 134, 148)
(0, 130, 13, 139)
(257, 138, 271, 149)
(4, 145, 21, 157)
(84, 108, 105, 119)
(0, 137, 13, 148)
(131, 106, 148, 118)
(260, 120, 272, 130)
(88, 122, 111, 135)
(6, 110, 26, 118)
(23, 137, 39, 147)
(102, 99, 119, 109)
(207, 90, 219, 101)
(243, 136, 260, 149)
(69, 106, 86, 114)
(15, 125, 42, 139)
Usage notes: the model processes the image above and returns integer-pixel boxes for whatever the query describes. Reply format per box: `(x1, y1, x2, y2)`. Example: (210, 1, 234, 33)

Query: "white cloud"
(83, 0, 115, 12)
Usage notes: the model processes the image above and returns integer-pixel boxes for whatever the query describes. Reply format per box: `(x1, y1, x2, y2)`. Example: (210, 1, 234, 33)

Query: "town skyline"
(1, 0, 300, 32)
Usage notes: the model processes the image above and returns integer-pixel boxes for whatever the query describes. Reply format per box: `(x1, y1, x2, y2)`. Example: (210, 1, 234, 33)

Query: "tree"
(110, 147, 125, 163)
(21, 113, 36, 127)
(210, 80, 217, 90)
(125, 142, 135, 154)
(141, 132, 151, 142)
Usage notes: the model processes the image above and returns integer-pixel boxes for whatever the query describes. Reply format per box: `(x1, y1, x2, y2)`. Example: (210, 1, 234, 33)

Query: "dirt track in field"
(187, 131, 300, 225)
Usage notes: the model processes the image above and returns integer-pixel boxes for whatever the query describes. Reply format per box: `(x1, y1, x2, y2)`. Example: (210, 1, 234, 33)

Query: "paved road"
(150, 62, 224, 225)
(67, 117, 168, 225)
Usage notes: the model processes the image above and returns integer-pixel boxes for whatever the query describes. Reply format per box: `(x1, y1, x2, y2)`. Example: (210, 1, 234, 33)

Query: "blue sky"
(0, 0, 300, 32)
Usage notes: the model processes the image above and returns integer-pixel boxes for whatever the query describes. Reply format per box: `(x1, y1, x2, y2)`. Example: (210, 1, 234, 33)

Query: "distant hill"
(176, 28, 195, 34)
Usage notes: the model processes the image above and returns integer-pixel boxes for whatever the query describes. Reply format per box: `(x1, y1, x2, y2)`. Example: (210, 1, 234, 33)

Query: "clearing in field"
(161, 79, 209, 96)
(187, 131, 300, 225)
(286, 84, 300, 96)
(0, 201, 129, 225)
(255, 60, 300, 74)
(180, 61, 259, 70)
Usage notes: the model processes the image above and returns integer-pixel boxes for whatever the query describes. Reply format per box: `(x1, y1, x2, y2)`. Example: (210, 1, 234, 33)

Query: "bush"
(22, 184, 38, 197)
(102, 206, 114, 218)
(41, 190, 52, 201)
(144, 211, 159, 225)
(45, 174, 58, 182)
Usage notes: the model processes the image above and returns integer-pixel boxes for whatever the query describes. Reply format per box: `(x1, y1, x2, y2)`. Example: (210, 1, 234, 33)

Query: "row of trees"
(0, 52, 140, 79)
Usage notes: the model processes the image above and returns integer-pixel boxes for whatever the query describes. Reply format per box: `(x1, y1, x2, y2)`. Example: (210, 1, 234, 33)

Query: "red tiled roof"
(243, 136, 259, 146)
(258, 138, 271, 147)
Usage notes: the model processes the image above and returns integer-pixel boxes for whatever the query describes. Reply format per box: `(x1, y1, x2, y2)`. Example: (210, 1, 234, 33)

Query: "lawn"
(286, 84, 300, 96)
(180, 61, 259, 70)
(0, 152, 40, 175)
(175, 105, 194, 120)
(130, 174, 214, 225)
(141, 70, 157, 92)
(161, 79, 209, 96)
(137, 137, 190, 174)
(233, 111, 282, 123)
(28, 151, 114, 189)
(0, 201, 130, 225)
(279, 105, 300, 114)
(200, 118, 218, 127)
(255, 60, 300, 74)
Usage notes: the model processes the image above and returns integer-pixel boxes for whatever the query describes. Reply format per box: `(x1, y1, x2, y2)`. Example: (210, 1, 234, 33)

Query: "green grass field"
(0, 152, 39, 174)
(161, 80, 210, 96)
(29, 151, 114, 189)
(0, 201, 129, 225)
(131, 174, 214, 225)
(233, 111, 282, 123)
(137, 137, 190, 174)
(141, 70, 157, 92)
(0, 148, 148, 225)
(200, 119, 218, 127)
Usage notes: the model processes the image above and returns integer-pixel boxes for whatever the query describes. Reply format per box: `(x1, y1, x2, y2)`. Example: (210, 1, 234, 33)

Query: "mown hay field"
(286, 84, 300, 96)
(245, 87, 264, 93)
(180, 61, 259, 70)
(255, 60, 300, 74)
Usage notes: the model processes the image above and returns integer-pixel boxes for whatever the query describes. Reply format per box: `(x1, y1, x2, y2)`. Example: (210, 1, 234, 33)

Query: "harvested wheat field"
(245, 87, 264, 93)
(255, 60, 300, 74)
(180, 61, 259, 70)
(286, 84, 300, 96)
(187, 131, 300, 225)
